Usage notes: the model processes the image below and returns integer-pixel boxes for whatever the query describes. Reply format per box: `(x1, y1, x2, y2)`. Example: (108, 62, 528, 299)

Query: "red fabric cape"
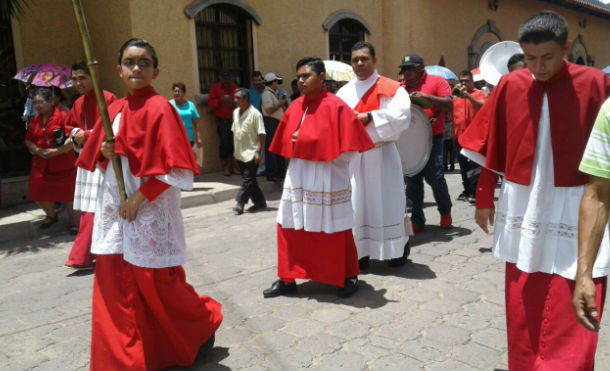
(77, 87, 199, 177)
(459, 61, 610, 186)
(354, 75, 401, 114)
(69, 90, 117, 131)
(269, 90, 374, 161)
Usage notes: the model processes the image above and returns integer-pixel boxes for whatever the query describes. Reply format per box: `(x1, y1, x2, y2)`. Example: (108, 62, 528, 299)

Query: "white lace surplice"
(277, 153, 356, 234)
(337, 71, 411, 260)
(90, 113, 194, 268)
(493, 94, 610, 279)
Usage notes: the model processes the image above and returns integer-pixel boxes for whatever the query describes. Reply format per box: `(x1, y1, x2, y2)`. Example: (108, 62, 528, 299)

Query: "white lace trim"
(281, 187, 351, 206)
(495, 212, 577, 240)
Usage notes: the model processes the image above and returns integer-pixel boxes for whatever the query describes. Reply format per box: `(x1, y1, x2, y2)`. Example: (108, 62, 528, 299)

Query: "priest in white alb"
(337, 41, 412, 268)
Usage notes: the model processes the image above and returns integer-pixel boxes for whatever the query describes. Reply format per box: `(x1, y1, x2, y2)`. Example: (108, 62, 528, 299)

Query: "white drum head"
(397, 105, 432, 176)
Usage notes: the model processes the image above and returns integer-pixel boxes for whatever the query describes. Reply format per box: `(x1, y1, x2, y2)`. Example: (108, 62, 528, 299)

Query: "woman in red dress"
(25, 87, 78, 230)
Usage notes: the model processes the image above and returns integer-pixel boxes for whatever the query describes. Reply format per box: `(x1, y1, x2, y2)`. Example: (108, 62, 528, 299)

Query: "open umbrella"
(323, 60, 355, 82)
(13, 63, 73, 88)
(602, 66, 610, 75)
(424, 65, 458, 81)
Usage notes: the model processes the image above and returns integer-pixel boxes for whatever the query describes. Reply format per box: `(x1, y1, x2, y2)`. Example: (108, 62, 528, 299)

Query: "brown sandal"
(40, 215, 58, 229)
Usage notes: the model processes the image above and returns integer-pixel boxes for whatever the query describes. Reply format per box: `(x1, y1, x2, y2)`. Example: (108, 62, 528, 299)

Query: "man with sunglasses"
(400, 54, 453, 233)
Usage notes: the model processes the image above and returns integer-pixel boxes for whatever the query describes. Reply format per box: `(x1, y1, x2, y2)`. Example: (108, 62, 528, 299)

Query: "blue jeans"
(455, 140, 479, 196)
(406, 135, 452, 227)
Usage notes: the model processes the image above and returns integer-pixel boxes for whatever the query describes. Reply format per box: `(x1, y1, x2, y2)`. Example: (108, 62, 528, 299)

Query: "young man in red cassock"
(459, 11, 610, 370)
(78, 39, 222, 371)
(65, 61, 117, 270)
(262, 56, 374, 299)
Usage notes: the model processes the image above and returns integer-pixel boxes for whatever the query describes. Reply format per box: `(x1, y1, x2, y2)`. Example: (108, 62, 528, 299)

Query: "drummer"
(400, 54, 453, 233)
(336, 41, 411, 268)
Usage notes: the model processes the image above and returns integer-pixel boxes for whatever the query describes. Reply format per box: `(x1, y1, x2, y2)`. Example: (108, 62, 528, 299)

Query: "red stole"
(269, 90, 374, 161)
(353, 76, 401, 117)
(77, 87, 199, 177)
(459, 62, 610, 186)
(69, 90, 117, 131)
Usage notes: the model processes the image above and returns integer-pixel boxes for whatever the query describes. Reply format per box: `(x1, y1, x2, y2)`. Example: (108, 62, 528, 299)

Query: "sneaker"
(412, 222, 426, 234)
(467, 195, 476, 204)
(440, 213, 452, 229)
(232, 203, 244, 215)
(457, 192, 468, 201)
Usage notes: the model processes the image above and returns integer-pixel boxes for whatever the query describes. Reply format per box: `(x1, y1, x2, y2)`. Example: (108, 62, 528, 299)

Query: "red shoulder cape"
(77, 87, 199, 177)
(69, 90, 117, 131)
(269, 90, 374, 161)
(459, 62, 610, 186)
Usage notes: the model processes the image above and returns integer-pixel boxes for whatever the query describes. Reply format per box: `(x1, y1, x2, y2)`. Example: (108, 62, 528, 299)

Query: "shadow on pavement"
(291, 279, 392, 309)
(169, 346, 231, 371)
(409, 225, 472, 247)
(0, 232, 75, 256)
(361, 260, 436, 280)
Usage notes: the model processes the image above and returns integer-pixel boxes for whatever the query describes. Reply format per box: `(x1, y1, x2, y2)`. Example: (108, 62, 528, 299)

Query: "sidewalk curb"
(0, 175, 281, 243)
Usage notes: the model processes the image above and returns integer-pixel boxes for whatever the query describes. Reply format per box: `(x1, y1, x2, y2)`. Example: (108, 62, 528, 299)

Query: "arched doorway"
(184, 0, 260, 93)
(323, 11, 371, 64)
(569, 35, 593, 66)
(468, 20, 504, 70)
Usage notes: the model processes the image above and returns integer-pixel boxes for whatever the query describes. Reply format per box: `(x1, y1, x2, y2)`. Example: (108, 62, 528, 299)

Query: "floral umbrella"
(323, 60, 356, 82)
(13, 63, 73, 88)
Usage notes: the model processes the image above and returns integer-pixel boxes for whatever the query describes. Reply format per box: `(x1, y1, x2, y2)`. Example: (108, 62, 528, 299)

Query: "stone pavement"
(1, 171, 610, 371)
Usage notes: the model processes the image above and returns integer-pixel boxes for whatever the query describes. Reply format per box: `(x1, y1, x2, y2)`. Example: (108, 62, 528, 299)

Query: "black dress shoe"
(389, 241, 411, 267)
(232, 203, 244, 215)
(263, 280, 297, 298)
(197, 333, 215, 359)
(358, 257, 370, 270)
(337, 277, 359, 298)
(247, 202, 267, 213)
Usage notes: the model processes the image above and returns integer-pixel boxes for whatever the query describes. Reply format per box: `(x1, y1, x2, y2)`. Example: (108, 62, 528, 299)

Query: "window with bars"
(328, 19, 366, 64)
(195, 5, 253, 93)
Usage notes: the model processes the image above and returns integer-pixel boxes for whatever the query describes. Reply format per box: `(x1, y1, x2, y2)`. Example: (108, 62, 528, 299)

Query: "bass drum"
(396, 104, 432, 177)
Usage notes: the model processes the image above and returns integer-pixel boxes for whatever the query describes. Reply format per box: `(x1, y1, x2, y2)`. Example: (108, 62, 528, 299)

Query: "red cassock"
(458, 62, 610, 370)
(66, 90, 116, 267)
(26, 108, 76, 203)
(270, 90, 374, 286)
(78, 87, 219, 371)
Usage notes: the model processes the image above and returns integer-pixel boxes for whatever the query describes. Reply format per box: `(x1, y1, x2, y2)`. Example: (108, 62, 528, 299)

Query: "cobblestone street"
(2, 171, 610, 371)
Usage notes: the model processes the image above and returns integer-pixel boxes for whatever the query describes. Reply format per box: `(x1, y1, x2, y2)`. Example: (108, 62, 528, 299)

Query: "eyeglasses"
(401, 65, 418, 72)
(121, 59, 153, 70)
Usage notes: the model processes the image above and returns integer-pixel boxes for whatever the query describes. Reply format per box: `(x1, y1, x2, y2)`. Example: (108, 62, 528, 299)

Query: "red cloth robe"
(270, 90, 374, 287)
(77, 86, 199, 178)
(26, 108, 76, 202)
(78, 87, 220, 371)
(66, 90, 117, 267)
(459, 61, 610, 208)
(270, 89, 374, 161)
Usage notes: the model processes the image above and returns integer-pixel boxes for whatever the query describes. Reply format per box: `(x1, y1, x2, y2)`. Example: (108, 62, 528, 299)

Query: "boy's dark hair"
(296, 57, 326, 75)
(351, 41, 376, 58)
(459, 70, 473, 79)
(235, 87, 250, 101)
(518, 11, 568, 45)
(34, 87, 53, 102)
(507, 53, 525, 69)
(118, 38, 159, 68)
(172, 82, 186, 93)
(71, 61, 90, 75)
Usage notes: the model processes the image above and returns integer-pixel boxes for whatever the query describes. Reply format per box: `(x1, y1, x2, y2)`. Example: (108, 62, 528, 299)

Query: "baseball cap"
(264, 72, 283, 84)
(399, 54, 424, 68)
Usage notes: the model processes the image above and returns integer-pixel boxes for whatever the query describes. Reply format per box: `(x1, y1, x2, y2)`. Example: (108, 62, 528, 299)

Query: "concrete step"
(0, 172, 281, 243)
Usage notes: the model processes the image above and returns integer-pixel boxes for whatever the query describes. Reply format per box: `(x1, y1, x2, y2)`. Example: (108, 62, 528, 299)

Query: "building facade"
(1, 0, 609, 206)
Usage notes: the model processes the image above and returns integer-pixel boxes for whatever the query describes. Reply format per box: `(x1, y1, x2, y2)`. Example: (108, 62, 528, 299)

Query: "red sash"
(354, 76, 401, 118)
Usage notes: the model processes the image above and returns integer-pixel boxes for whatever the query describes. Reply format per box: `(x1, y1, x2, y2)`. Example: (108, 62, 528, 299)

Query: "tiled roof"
(540, 0, 610, 17)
